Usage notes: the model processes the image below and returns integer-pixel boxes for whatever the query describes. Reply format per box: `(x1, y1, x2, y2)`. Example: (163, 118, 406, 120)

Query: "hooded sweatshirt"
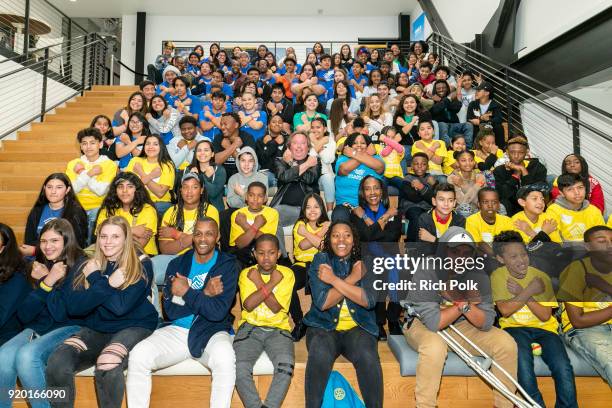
(547, 197, 605, 242)
(226, 146, 268, 209)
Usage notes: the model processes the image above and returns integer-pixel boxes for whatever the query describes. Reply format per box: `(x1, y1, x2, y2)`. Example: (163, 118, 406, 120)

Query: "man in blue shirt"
(316, 54, 335, 104)
(127, 217, 239, 408)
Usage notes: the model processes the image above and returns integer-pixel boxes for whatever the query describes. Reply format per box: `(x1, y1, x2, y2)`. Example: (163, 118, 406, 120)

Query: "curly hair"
(98, 172, 155, 218)
(320, 220, 361, 265)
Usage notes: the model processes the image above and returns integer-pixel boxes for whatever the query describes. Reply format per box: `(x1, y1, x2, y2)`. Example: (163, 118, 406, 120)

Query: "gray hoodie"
(405, 226, 495, 332)
(226, 146, 268, 208)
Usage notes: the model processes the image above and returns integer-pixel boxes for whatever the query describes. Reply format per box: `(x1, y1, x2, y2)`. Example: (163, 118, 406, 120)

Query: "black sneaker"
(291, 321, 307, 342)
(388, 321, 403, 335)
(377, 324, 388, 341)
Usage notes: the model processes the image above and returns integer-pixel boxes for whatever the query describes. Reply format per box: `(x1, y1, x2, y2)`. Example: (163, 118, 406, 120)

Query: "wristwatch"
(454, 302, 471, 314)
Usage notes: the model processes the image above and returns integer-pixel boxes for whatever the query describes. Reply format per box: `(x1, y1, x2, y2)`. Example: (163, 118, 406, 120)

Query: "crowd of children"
(0, 40, 610, 408)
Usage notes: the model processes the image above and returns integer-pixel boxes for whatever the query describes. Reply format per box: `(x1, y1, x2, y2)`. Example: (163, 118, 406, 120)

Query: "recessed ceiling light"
(70, 0, 77, 3)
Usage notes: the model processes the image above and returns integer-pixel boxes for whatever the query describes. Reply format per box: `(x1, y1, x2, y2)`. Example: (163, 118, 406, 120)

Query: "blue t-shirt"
(240, 110, 267, 141)
(205, 83, 234, 98)
(199, 105, 224, 140)
(116, 135, 141, 169)
(317, 69, 335, 102)
(173, 250, 218, 329)
(334, 154, 384, 207)
(37, 204, 63, 236)
(167, 95, 202, 118)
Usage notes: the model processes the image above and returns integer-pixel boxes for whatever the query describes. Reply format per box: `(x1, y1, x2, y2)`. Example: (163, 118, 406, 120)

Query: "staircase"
(0, 85, 139, 244)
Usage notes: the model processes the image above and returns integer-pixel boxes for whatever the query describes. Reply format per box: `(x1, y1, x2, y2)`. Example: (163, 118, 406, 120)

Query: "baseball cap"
(440, 226, 476, 249)
(476, 81, 493, 92)
(181, 171, 202, 185)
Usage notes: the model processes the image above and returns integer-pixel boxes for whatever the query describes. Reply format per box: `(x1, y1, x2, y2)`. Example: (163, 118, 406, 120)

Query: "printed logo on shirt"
(561, 214, 573, 224)
(190, 274, 206, 290)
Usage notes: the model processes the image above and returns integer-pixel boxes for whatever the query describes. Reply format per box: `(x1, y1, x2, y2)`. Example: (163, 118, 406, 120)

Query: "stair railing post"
(80, 35, 88, 95)
(572, 100, 580, 155)
(23, 0, 30, 57)
(40, 48, 50, 121)
(506, 70, 513, 135)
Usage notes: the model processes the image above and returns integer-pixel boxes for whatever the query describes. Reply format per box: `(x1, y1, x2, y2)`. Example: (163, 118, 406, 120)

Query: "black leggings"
(289, 263, 310, 324)
(46, 326, 152, 408)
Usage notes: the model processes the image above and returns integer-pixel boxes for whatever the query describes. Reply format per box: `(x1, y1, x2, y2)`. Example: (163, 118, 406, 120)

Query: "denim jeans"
(153, 201, 173, 221)
(331, 204, 352, 222)
(437, 122, 474, 148)
(305, 326, 383, 408)
(564, 324, 612, 384)
(86, 208, 100, 245)
(0, 326, 80, 408)
(505, 327, 578, 408)
(46, 326, 152, 408)
(234, 323, 295, 408)
(318, 173, 335, 206)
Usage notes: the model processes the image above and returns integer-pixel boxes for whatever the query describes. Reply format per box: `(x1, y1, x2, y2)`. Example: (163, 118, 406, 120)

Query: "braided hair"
(171, 173, 210, 231)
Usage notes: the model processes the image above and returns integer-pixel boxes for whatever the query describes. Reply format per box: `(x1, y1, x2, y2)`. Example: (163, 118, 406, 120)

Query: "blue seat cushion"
(388, 335, 598, 377)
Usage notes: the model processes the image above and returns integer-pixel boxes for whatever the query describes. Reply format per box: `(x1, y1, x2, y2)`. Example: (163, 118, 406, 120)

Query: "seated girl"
(115, 112, 150, 170)
(21, 173, 87, 257)
(185, 140, 226, 213)
(125, 134, 176, 218)
(472, 127, 503, 173)
(362, 93, 393, 138)
(309, 118, 336, 211)
(303, 221, 382, 408)
(373, 126, 405, 191)
(411, 118, 447, 178)
(290, 193, 330, 341)
(46, 217, 158, 408)
(293, 93, 328, 133)
(91, 115, 117, 161)
(96, 172, 158, 256)
(442, 134, 467, 175)
(112, 92, 147, 137)
(0, 220, 87, 408)
(447, 150, 486, 218)
(146, 95, 181, 145)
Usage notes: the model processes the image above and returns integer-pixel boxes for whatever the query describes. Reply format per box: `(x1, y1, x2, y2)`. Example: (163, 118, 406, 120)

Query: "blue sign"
(412, 12, 425, 41)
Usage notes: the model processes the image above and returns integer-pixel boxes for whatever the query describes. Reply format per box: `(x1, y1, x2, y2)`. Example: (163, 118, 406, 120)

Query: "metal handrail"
(429, 32, 612, 121)
(0, 34, 93, 65)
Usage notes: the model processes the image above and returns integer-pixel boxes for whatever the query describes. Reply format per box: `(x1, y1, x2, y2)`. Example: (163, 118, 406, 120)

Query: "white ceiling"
(49, 0, 416, 17)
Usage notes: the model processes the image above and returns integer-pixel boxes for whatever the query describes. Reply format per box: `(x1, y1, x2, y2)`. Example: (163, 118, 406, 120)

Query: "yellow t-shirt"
(491, 266, 559, 333)
(546, 203, 605, 242)
(443, 150, 458, 175)
(230, 206, 279, 247)
(466, 212, 514, 243)
(607, 216, 612, 228)
(237, 265, 295, 331)
(96, 204, 158, 255)
(375, 144, 404, 179)
(411, 139, 447, 174)
(432, 212, 453, 238)
(125, 157, 175, 203)
(510, 211, 562, 243)
(336, 300, 359, 331)
(558, 257, 612, 332)
(293, 221, 323, 264)
(160, 204, 220, 255)
(66, 156, 118, 211)
(472, 149, 503, 166)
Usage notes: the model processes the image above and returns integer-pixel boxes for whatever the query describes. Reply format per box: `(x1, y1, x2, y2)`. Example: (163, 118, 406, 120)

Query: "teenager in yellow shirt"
(466, 187, 513, 255)
(155, 172, 219, 284)
(96, 172, 158, 255)
(511, 186, 561, 243)
(125, 134, 176, 218)
(66, 128, 118, 243)
(491, 232, 578, 407)
(234, 234, 295, 408)
(230, 181, 280, 267)
(291, 193, 330, 341)
(558, 225, 612, 384)
(547, 173, 604, 242)
(442, 134, 466, 175)
(411, 118, 447, 175)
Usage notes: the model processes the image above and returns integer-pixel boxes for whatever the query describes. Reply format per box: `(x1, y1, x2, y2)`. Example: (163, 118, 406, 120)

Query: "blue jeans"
(86, 208, 100, 245)
(505, 327, 578, 408)
(154, 201, 173, 220)
(0, 326, 80, 408)
(437, 122, 474, 148)
(318, 173, 335, 205)
(564, 324, 612, 384)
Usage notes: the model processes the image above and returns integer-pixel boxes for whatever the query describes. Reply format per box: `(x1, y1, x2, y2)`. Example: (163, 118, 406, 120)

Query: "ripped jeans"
(45, 326, 152, 408)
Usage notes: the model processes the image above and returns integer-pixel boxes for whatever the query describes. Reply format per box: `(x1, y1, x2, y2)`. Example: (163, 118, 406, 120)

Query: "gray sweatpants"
(233, 323, 295, 408)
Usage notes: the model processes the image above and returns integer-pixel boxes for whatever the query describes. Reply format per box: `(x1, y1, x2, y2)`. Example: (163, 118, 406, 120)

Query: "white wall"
(432, 0, 499, 43)
(120, 14, 399, 84)
(515, 0, 612, 57)
(0, 56, 77, 138)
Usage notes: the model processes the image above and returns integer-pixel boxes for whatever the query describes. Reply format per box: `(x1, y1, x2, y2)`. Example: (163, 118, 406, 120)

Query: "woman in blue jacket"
(0, 223, 30, 348)
(46, 216, 158, 408)
(303, 220, 383, 408)
(0, 220, 86, 408)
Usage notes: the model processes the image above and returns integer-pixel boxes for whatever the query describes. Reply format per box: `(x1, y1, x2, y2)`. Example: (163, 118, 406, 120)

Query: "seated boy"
(400, 152, 437, 242)
(229, 182, 280, 267)
(168, 116, 205, 169)
(558, 225, 612, 384)
(411, 119, 447, 177)
(234, 234, 295, 408)
(66, 127, 118, 241)
(492, 231, 578, 407)
(547, 173, 604, 242)
(199, 91, 228, 141)
(466, 187, 513, 253)
(417, 182, 465, 242)
(511, 185, 561, 243)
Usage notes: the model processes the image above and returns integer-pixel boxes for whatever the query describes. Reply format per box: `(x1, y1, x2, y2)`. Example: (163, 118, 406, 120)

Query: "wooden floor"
(0, 85, 139, 244)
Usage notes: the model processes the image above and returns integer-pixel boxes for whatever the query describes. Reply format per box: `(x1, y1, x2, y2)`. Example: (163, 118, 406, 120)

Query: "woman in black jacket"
(466, 81, 505, 149)
(21, 173, 87, 257)
(349, 176, 402, 341)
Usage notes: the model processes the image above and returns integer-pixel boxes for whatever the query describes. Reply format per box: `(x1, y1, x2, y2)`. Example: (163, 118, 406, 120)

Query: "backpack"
(322, 371, 365, 408)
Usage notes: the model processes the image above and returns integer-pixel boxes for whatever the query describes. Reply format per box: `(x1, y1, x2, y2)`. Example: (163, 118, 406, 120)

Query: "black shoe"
(377, 324, 388, 341)
(388, 321, 402, 335)
(291, 321, 307, 342)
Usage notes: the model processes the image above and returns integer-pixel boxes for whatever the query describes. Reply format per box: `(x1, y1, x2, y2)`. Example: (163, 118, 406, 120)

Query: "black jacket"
(417, 209, 466, 242)
(24, 205, 88, 248)
(430, 97, 462, 124)
(255, 136, 285, 171)
(493, 158, 548, 216)
(270, 157, 321, 208)
(265, 98, 294, 129)
(350, 210, 402, 243)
